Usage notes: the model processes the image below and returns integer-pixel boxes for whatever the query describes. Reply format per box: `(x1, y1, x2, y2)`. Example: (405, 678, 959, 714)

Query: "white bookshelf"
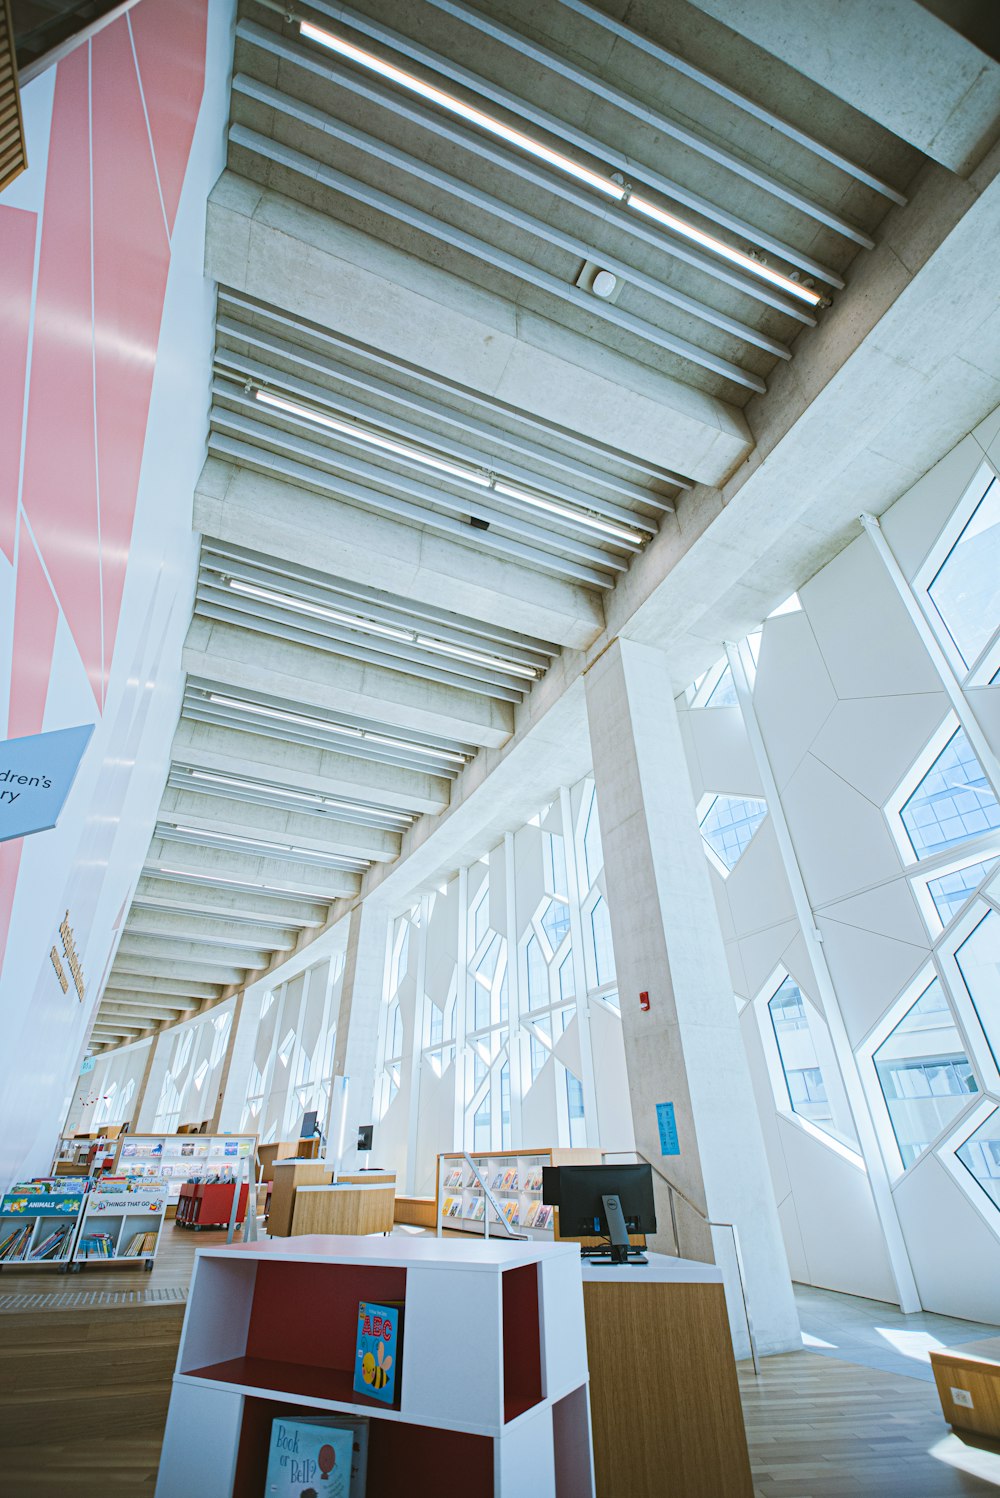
(73, 1177, 169, 1268)
(115, 1133, 257, 1212)
(436, 1147, 601, 1239)
(155, 1234, 594, 1498)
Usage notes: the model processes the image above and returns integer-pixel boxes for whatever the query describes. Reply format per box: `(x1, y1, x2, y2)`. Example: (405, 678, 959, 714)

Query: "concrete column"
(209, 994, 245, 1133)
(128, 1039, 159, 1133)
(135, 1034, 172, 1132)
(584, 638, 800, 1356)
(332, 901, 391, 1173)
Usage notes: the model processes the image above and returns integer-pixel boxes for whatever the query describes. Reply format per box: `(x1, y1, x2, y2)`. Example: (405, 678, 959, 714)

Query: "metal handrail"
(603, 1150, 759, 1374)
(436, 1154, 528, 1240)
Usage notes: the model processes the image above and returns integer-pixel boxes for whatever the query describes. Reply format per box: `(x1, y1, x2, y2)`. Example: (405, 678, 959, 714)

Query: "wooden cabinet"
(267, 1160, 332, 1236)
(582, 1255, 753, 1498)
(290, 1180, 395, 1236)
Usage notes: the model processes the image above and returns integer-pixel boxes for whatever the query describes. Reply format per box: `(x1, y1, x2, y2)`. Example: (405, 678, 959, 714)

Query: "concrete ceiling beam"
(182, 616, 512, 750)
(195, 461, 603, 652)
(115, 934, 270, 971)
(133, 876, 328, 928)
(157, 788, 401, 864)
(171, 716, 449, 815)
(101, 989, 203, 1013)
(102, 977, 218, 1002)
(110, 953, 250, 987)
(123, 907, 299, 952)
(206, 173, 751, 485)
(684, 0, 1000, 175)
(96, 1003, 179, 1026)
(144, 835, 361, 898)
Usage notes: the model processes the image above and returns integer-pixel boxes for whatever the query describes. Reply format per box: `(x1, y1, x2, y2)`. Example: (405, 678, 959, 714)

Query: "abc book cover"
(353, 1300, 403, 1406)
(263, 1418, 353, 1498)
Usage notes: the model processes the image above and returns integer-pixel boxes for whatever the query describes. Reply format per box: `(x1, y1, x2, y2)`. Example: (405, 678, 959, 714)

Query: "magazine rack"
(155, 1234, 595, 1497)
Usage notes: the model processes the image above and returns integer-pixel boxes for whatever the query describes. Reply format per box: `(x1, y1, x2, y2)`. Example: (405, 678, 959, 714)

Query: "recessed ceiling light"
(297, 20, 822, 307)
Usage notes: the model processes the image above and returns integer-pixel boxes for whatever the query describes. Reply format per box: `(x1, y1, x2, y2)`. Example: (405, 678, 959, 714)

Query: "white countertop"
(580, 1250, 723, 1284)
(205, 1231, 581, 1271)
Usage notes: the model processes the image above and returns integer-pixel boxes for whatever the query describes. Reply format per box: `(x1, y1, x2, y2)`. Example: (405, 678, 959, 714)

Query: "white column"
(332, 900, 392, 1173)
(560, 784, 601, 1147)
(585, 638, 800, 1356)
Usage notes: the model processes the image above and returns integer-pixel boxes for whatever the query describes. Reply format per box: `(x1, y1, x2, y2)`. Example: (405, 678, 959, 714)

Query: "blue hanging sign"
(80, 1056, 96, 1075)
(0, 725, 94, 843)
(656, 1101, 680, 1156)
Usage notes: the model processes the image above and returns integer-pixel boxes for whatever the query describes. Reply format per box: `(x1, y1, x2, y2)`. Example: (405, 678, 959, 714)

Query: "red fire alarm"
(639, 991, 650, 1012)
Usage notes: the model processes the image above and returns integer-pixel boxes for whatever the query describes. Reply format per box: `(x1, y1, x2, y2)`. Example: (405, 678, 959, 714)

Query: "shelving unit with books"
(72, 1175, 168, 1268)
(115, 1133, 257, 1215)
(155, 1234, 595, 1497)
(0, 1180, 87, 1267)
(436, 1147, 601, 1240)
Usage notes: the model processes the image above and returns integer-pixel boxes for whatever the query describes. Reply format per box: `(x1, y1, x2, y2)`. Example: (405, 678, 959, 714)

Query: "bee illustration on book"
(362, 1338, 392, 1391)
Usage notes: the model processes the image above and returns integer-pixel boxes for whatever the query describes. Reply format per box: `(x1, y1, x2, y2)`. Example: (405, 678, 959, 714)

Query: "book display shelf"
(176, 1182, 250, 1230)
(437, 1147, 601, 1239)
(116, 1133, 257, 1214)
(155, 1234, 595, 1498)
(73, 1175, 169, 1268)
(0, 1180, 87, 1267)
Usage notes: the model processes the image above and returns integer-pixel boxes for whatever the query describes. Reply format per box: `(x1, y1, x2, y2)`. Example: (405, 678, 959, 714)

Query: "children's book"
(263, 1416, 354, 1498)
(295, 1417, 369, 1498)
(467, 1196, 485, 1220)
(534, 1204, 553, 1230)
(502, 1199, 519, 1226)
(491, 1169, 505, 1189)
(523, 1201, 539, 1228)
(353, 1300, 403, 1406)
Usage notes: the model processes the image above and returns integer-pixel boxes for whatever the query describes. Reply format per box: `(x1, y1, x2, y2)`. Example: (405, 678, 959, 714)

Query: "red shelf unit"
(175, 1182, 249, 1229)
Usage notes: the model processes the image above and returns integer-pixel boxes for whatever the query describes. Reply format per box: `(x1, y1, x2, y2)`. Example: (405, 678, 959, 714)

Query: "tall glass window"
(900, 727, 1000, 859)
(955, 907, 1000, 1069)
(927, 470, 1000, 670)
(873, 978, 978, 1168)
(768, 977, 834, 1129)
(956, 1110, 1000, 1211)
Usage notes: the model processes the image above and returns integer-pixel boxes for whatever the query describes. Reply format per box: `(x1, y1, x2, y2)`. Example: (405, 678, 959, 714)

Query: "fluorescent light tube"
(629, 193, 822, 306)
(253, 388, 643, 546)
(206, 694, 365, 738)
(171, 825, 293, 852)
(298, 20, 625, 200)
(255, 389, 483, 484)
(297, 21, 821, 307)
(229, 577, 414, 642)
(156, 867, 333, 898)
(415, 635, 536, 678)
(492, 480, 643, 543)
(206, 692, 466, 766)
(361, 731, 467, 764)
(189, 769, 323, 805)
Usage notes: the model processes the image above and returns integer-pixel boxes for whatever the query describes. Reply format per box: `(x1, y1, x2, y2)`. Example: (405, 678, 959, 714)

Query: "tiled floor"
(794, 1282, 1000, 1383)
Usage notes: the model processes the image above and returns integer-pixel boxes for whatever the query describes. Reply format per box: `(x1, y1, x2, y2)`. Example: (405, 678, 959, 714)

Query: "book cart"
(155, 1234, 596, 1498)
(436, 1147, 601, 1239)
(0, 1180, 87, 1269)
(73, 1175, 169, 1269)
(115, 1133, 258, 1216)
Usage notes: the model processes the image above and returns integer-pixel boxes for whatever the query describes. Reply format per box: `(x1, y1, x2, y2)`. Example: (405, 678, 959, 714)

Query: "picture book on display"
(353, 1301, 403, 1406)
(534, 1204, 554, 1229)
(294, 1417, 368, 1498)
(264, 1416, 360, 1498)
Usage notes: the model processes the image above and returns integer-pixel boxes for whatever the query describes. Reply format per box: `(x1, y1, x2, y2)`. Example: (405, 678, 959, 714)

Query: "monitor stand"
(582, 1194, 648, 1266)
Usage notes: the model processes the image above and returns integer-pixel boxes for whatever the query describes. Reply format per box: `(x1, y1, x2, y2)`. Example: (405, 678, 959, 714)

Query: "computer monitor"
(357, 1124, 374, 1153)
(542, 1164, 656, 1264)
(299, 1109, 319, 1141)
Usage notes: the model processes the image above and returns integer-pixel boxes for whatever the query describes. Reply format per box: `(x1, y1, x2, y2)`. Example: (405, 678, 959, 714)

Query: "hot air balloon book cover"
(263, 1417, 355, 1498)
(353, 1300, 404, 1406)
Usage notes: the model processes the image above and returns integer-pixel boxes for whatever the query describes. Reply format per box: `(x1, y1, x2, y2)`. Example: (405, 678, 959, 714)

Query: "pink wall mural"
(0, 0, 234, 1183)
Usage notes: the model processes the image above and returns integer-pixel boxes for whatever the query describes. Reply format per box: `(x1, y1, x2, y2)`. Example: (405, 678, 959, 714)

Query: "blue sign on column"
(0, 725, 94, 843)
(656, 1101, 680, 1156)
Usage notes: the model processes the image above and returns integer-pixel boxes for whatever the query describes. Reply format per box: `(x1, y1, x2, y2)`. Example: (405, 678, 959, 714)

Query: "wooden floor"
(2, 1225, 999, 1496)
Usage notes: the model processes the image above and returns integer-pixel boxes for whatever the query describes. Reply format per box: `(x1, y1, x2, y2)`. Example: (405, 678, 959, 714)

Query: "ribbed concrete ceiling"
(90, 0, 920, 1049)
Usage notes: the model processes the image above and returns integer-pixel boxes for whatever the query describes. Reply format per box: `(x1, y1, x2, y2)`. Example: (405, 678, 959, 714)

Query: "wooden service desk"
(267, 1160, 332, 1236)
(582, 1253, 753, 1498)
(290, 1178, 396, 1237)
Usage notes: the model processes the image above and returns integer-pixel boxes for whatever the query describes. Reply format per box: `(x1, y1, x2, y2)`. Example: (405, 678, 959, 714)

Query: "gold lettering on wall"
(49, 945, 69, 994)
(58, 911, 85, 1002)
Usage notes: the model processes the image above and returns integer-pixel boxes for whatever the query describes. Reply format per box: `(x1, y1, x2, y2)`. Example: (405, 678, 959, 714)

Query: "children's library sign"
(0, 725, 93, 843)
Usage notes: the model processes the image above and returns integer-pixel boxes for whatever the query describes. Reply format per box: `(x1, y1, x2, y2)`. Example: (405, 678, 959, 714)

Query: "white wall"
(678, 407, 1000, 1320)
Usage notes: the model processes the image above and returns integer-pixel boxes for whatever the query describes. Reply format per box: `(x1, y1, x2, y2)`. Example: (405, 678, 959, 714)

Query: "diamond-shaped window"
(956, 1109, 1000, 1213)
(699, 794, 767, 873)
(899, 727, 1000, 860)
(873, 976, 978, 1170)
(541, 899, 571, 951)
(926, 857, 999, 927)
